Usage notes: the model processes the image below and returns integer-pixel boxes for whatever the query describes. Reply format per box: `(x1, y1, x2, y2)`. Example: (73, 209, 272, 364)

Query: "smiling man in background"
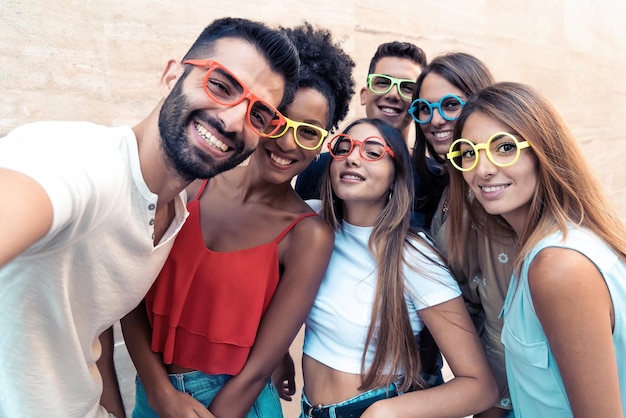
(295, 41, 426, 200)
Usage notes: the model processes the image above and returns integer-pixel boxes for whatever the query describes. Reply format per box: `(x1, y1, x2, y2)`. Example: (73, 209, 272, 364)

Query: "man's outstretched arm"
(0, 168, 53, 268)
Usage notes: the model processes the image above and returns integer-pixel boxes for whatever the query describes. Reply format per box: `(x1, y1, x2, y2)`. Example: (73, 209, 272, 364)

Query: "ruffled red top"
(145, 180, 316, 375)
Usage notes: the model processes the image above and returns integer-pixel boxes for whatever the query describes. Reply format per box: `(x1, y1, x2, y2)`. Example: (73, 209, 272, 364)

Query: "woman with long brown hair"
(446, 81, 626, 417)
(300, 117, 497, 417)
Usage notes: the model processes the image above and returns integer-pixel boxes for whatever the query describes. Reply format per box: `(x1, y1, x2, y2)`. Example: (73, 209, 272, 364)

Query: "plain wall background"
(2, 1, 626, 217)
(2, 1, 626, 416)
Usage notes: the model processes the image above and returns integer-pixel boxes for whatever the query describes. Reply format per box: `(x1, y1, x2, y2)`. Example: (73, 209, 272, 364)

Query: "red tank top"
(145, 180, 316, 375)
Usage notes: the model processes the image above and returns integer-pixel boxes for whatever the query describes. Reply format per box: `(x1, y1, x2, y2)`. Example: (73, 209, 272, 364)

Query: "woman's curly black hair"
(280, 22, 355, 132)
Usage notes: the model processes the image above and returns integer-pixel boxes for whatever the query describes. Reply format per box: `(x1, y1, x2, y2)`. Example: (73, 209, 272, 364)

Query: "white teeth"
(434, 131, 451, 138)
(195, 123, 228, 152)
(481, 185, 507, 192)
(342, 174, 364, 181)
(380, 107, 400, 115)
(270, 153, 293, 166)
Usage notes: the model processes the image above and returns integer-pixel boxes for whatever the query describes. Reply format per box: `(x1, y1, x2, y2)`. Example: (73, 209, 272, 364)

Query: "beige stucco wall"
(3, 1, 626, 218)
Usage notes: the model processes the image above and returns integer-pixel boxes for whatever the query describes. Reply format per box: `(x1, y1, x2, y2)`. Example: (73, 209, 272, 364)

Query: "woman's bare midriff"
(302, 354, 368, 406)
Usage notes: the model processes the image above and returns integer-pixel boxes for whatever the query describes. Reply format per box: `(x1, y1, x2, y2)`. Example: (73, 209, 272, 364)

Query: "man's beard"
(158, 79, 255, 182)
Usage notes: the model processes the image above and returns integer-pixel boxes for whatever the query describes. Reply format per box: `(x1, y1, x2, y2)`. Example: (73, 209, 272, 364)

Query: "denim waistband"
(302, 383, 400, 418)
(167, 370, 230, 394)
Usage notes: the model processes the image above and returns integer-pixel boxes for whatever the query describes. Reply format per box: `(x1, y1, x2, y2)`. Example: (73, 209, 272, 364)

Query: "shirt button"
(148, 203, 156, 210)
(149, 219, 155, 226)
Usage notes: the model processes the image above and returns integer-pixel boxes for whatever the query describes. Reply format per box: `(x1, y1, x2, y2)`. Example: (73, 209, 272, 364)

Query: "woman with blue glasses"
(409, 52, 493, 227)
(445, 82, 626, 417)
(409, 52, 517, 418)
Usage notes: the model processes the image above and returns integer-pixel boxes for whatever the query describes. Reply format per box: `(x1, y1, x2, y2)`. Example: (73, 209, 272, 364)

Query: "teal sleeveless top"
(501, 226, 626, 417)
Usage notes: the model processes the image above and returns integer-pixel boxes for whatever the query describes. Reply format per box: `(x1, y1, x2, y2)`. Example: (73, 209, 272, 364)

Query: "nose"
(474, 149, 497, 177)
(381, 83, 402, 101)
(216, 100, 248, 134)
(345, 145, 362, 166)
(430, 107, 447, 126)
(275, 127, 298, 152)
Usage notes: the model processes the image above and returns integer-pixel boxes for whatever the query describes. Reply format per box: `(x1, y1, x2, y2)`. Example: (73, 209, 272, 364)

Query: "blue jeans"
(300, 382, 400, 418)
(133, 371, 283, 418)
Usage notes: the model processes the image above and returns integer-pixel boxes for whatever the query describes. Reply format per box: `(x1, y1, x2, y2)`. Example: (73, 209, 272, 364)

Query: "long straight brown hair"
(321, 118, 449, 392)
(447, 82, 626, 269)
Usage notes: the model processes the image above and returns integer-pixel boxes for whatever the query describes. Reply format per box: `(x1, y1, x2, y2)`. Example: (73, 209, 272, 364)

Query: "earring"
(388, 189, 393, 202)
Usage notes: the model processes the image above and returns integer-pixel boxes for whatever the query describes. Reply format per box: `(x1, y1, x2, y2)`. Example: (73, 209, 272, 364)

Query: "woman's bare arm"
(529, 247, 623, 418)
(362, 296, 498, 418)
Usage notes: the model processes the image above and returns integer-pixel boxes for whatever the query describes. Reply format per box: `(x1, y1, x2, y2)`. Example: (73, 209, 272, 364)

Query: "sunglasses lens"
(330, 136, 352, 158)
(412, 100, 433, 123)
(457, 140, 476, 170)
(250, 102, 280, 136)
(440, 96, 464, 121)
(360, 140, 386, 161)
(488, 133, 520, 166)
(267, 119, 289, 139)
(296, 125, 325, 149)
(398, 81, 416, 99)
(205, 69, 244, 105)
(369, 75, 392, 94)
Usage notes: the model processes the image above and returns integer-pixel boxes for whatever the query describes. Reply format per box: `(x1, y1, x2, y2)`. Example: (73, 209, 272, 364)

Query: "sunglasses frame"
(367, 73, 416, 100)
(268, 115, 329, 151)
(408, 94, 467, 124)
(183, 59, 285, 137)
(446, 131, 531, 172)
(327, 134, 395, 162)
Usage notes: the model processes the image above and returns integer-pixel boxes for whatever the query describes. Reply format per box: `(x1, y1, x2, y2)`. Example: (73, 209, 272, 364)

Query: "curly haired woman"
(121, 22, 356, 418)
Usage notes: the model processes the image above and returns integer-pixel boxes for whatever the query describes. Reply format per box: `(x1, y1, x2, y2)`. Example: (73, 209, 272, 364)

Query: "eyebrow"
(378, 73, 415, 81)
(300, 120, 324, 127)
(212, 67, 244, 95)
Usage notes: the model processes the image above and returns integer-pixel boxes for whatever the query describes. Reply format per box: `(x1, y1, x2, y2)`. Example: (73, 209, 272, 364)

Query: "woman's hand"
(148, 387, 215, 418)
(271, 352, 296, 401)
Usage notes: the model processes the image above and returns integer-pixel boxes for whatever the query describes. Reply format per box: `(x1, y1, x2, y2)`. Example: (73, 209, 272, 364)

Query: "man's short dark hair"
(367, 41, 427, 77)
(183, 17, 300, 108)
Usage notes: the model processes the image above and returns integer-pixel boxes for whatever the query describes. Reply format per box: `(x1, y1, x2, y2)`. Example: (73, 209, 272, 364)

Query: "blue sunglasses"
(408, 94, 467, 124)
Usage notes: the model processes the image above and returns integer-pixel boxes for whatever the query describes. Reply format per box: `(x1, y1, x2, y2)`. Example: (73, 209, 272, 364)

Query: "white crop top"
(303, 215, 461, 375)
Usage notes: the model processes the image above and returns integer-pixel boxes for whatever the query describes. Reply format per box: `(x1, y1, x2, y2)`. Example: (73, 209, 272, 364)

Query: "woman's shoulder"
(279, 205, 334, 267)
(290, 211, 333, 240)
(528, 226, 616, 265)
(524, 226, 624, 295)
(283, 199, 332, 242)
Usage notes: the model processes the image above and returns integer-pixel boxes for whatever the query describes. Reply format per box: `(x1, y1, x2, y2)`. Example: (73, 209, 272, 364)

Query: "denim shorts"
(300, 382, 400, 418)
(133, 370, 283, 418)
